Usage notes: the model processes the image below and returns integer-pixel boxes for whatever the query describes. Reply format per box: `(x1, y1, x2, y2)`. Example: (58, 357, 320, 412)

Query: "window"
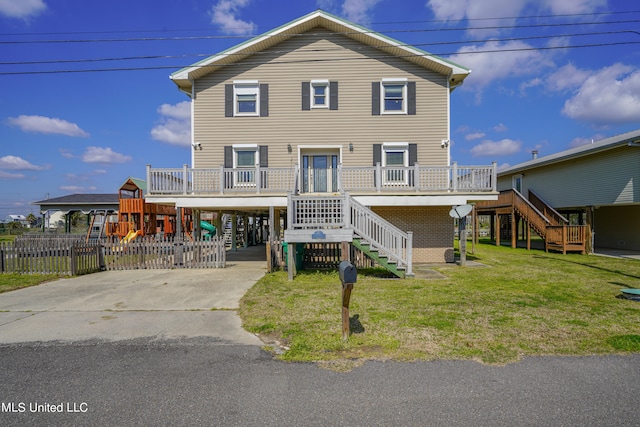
(312, 82, 328, 108)
(225, 82, 268, 117)
(372, 80, 416, 116)
(382, 143, 408, 185)
(302, 81, 338, 110)
(234, 145, 258, 186)
(234, 82, 259, 116)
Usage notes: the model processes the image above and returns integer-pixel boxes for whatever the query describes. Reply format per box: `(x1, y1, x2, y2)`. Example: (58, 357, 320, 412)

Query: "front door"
(302, 152, 339, 193)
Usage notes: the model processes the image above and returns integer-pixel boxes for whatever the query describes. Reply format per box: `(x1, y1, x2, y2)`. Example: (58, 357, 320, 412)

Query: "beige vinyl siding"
(497, 146, 640, 208)
(192, 28, 449, 169)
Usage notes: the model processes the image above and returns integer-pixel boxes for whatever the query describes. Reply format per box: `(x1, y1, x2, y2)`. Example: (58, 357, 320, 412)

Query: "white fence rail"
(147, 162, 496, 196)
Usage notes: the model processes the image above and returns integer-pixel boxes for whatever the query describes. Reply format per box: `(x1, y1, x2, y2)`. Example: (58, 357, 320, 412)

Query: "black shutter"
(408, 143, 417, 166)
(259, 145, 268, 167)
(302, 82, 310, 110)
(373, 144, 382, 166)
(259, 84, 269, 117)
(225, 84, 234, 117)
(329, 81, 338, 110)
(407, 82, 417, 115)
(259, 145, 268, 189)
(372, 82, 380, 115)
(224, 146, 232, 168)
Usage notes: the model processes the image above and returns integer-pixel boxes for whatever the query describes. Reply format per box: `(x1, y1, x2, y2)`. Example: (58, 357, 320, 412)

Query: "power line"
(0, 30, 636, 67)
(1, 9, 639, 38)
(1, 18, 639, 45)
(1, 40, 638, 76)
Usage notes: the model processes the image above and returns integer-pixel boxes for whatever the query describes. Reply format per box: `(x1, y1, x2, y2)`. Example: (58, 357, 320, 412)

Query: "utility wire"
(1, 40, 638, 76)
(1, 18, 640, 45)
(0, 30, 636, 66)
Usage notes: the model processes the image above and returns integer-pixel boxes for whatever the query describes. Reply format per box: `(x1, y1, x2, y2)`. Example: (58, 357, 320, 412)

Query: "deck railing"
(146, 162, 496, 196)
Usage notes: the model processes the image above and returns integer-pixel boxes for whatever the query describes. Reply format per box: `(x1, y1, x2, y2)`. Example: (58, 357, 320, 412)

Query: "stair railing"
(511, 189, 551, 237)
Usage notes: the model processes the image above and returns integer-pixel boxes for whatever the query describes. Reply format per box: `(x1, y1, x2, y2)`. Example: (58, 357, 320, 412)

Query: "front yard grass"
(0, 273, 61, 293)
(239, 243, 640, 366)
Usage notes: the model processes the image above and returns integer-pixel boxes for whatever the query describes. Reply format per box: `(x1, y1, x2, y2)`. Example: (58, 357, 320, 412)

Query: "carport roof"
(32, 193, 119, 214)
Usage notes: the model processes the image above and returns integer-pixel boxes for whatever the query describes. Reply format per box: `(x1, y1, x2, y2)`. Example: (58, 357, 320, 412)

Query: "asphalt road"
(1, 339, 639, 426)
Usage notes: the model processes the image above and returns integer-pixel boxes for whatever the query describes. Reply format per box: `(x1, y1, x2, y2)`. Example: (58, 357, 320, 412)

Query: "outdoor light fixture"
(287, 144, 292, 153)
(349, 143, 353, 152)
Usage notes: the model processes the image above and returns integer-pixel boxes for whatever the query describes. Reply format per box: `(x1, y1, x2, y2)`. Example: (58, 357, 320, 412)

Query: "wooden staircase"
(476, 189, 587, 254)
(352, 238, 407, 278)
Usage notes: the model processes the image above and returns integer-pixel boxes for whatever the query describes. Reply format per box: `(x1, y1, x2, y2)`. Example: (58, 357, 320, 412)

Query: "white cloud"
(568, 134, 605, 148)
(545, 63, 591, 93)
(342, 0, 382, 24)
(427, 0, 606, 35)
(0, 170, 25, 179)
(59, 149, 76, 159)
(7, 115, 89, 137)
(0, 0, 46, 19)
(0, 155, 46, 170)
(60, 185, 97, 192)
(494, 123, 508, 132)
(316, 0, 337, 10)
(465, 132, 485, 141)
(151, 101, 191, 147)
(449, 40, 552, 92)
(82, 147, 132, 164)
(210, 0, 256, 35)
(470, 139, 522, 157)
(562, 63, 640, 125)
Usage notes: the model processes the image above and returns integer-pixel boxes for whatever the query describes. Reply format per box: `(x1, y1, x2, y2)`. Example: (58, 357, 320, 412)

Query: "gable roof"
(32, 194, 119, 205)
(170, 9, 471, 94)
(119, 177, 146, 193)
(498, 128, 640, 176)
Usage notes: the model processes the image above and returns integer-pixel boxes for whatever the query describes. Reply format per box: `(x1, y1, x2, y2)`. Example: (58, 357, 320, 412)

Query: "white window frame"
(233, 80, 260, 117)
(233, 144, 259, 187)
(382, 142, 409, 185)
(512, 174, 523, 194)
(381, 78, 408, 115)
(311, 80, 329, 109)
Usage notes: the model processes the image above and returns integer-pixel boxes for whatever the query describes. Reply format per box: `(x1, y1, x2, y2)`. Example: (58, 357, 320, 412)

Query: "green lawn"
(239, 243, 640, 367)
(0, 273, 61, 293)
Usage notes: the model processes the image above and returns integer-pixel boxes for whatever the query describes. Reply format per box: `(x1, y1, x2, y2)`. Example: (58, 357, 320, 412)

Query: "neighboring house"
(146, 10, 497, 273)
(489, 129, 640, 252)
(32, 193, 119, 233)
(5, 215, 29, 228)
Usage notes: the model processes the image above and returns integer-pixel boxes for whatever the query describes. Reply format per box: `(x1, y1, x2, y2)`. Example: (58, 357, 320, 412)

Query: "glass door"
(301, 152, 339, 193)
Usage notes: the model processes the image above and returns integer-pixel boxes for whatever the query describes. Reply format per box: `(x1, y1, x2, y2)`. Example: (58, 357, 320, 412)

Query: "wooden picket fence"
(0, 236, 226, 275)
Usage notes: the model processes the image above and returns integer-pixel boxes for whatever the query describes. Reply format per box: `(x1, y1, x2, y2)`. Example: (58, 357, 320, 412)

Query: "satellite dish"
(449, 204, 473, 219)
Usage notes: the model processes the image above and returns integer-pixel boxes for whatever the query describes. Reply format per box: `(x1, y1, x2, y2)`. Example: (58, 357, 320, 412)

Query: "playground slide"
(122, 230, 138, 243)
(200, 221, 216, 239)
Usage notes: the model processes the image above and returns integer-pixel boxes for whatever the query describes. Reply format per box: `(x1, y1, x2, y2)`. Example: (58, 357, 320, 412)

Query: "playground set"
(87, 177, 216, 243)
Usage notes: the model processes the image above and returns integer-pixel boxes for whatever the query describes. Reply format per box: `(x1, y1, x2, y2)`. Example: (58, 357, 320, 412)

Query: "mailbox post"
(338, 260, 357, 342)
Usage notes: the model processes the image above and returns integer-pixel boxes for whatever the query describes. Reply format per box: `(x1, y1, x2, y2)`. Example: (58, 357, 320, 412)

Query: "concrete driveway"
(0, 246, 268, 345)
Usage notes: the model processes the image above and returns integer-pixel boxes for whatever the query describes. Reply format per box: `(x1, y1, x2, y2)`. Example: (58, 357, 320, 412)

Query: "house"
(145, 10, 498, 275)
(32, 193, 119, 233)
(477, 129, 640, 253)
(4, 214, 29, 228)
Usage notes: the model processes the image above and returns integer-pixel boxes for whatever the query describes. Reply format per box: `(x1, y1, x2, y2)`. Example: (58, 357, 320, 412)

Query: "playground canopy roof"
(32, 193, 119, 214)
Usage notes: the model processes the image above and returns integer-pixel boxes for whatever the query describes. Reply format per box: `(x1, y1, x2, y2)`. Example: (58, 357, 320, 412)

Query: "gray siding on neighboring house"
(192, 28, 450, 169)
(497, 146, 640, 208)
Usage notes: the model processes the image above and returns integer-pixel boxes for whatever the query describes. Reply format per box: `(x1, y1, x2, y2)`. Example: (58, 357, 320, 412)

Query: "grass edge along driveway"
(239, 243, 640, 367)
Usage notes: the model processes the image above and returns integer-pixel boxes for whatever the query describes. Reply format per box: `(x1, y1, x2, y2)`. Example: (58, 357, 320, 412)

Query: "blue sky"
(1, 0, 639, 218)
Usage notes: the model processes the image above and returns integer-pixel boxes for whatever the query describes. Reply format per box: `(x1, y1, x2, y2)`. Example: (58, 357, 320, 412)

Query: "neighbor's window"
(381, 79, 407, 114)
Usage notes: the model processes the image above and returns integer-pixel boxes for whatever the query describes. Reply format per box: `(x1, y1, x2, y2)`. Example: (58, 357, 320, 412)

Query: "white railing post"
(146, 164, 152, 194)
(337, 164, 343, 193)
(182, 164, 189, 195)
(376, 162, 382, 192)
(452, 161, 458, 192)
(406, 231, 413, 276)
(287, 192, 293, 229)
(256, 165, 261, 194)
(492, 161, 497, 192)
(414, 163, 420, 192)
(343, 192, 351, 229)
(219, 165, 225, 194)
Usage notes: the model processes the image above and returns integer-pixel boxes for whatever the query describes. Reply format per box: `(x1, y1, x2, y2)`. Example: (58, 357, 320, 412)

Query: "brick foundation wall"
(372, 206, 454, 263)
